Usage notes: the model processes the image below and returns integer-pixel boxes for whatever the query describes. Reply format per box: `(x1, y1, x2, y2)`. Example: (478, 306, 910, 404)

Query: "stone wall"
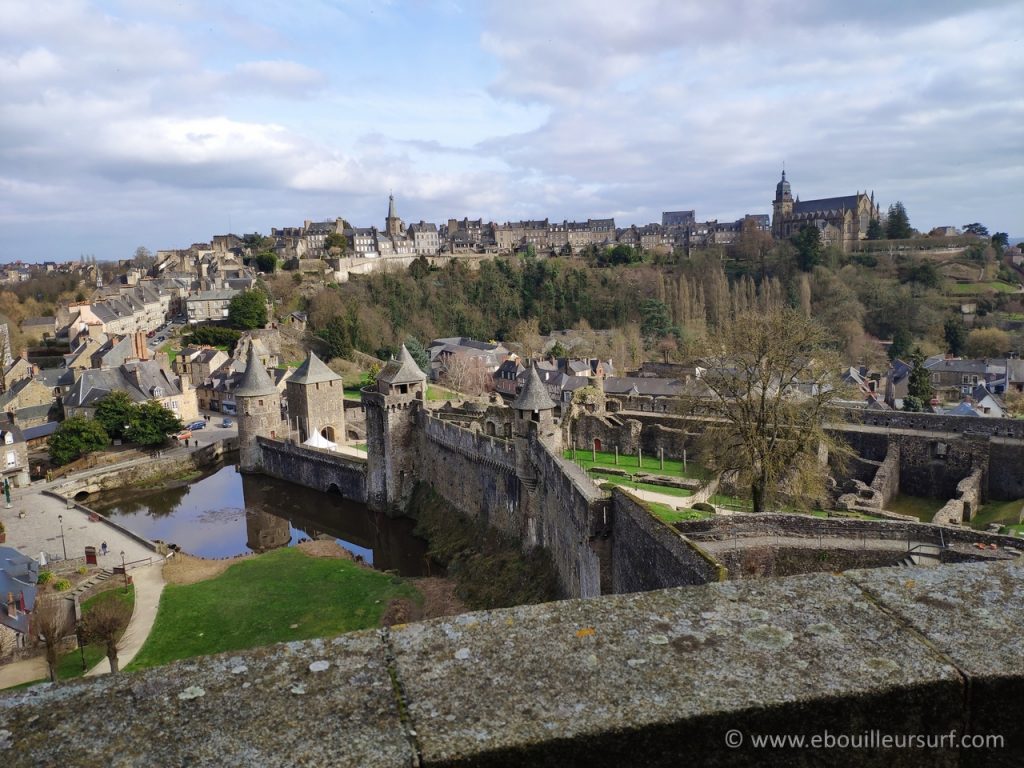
(528, 440, 606, 599)
(610, 488, 725, 593)
(256, 437, 366, 501)
(716, 546, 904, 579)
(870, 443, 900, 507)
(894, 433, 986, 500)
(988, 438, 1024, 499)
(4, 560, 1021, 766)
(932, 467, 985, 526)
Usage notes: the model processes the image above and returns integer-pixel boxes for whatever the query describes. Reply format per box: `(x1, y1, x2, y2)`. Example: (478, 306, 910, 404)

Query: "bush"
(77, 566, 88, 575)
(37, 570, 54, 585)
(53, 579, 72, 592)
(692, 502, 716, 513)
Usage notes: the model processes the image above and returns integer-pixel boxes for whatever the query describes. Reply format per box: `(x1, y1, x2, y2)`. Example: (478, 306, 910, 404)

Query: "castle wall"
(286, 379, 346, 443)
(988, 439, 1024, 499)
(237, 395, 283, 472)
(610, 489, 725, 593)
(895, 433, 985, 501)
(256, 437, 366, 501)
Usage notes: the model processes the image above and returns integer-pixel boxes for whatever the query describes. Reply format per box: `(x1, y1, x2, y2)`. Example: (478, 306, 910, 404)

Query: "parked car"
(175, 430, 192, 441)
(188, 421, 206, 431)
(220, 418, 233, 428)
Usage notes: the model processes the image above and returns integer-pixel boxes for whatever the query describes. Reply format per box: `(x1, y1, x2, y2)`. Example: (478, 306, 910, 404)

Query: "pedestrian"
(101, 541, 108, 556)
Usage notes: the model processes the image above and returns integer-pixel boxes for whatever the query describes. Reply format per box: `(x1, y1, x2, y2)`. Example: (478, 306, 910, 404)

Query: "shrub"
(692, 502, 716, 514)
(37, 570, 54, 585)
(53, 579, 72, 592)
(77, 566, 88, 575)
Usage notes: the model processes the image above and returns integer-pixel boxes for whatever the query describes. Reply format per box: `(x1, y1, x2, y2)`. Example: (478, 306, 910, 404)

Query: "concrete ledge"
(2, 561, 1021, 766)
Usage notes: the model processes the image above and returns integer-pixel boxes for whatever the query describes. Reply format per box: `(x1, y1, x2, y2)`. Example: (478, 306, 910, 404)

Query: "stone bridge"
(257, 437, 367, 502)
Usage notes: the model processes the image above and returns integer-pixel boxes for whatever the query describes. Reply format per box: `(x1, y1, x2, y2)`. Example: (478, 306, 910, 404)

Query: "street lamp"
(58, 514, 67, 560)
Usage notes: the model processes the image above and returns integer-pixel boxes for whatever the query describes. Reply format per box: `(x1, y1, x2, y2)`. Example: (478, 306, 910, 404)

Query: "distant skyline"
(1, 0, 1022, 262)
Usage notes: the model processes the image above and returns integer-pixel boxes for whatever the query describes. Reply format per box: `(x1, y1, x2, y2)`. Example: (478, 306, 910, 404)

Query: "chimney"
(19, 348, 28, 361)
(132, 332, 149, 362)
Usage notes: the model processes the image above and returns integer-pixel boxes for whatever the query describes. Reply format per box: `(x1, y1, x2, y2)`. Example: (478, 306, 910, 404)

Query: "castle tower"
(286, 350, 345, 444)
(510, 364, 559, 547)
(235, 344, 282, 472)
(771, 169, 793, 238)
(385, 194, 404, 238)
(362, 344, 425, 512)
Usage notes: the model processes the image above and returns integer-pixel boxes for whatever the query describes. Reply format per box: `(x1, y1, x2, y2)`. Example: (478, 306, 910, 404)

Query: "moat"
(89, 463, 432, 576)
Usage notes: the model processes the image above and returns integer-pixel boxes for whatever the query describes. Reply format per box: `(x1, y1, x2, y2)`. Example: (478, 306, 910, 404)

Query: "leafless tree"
(679, 308, 853, 513)
(33, 596, 73, 683)
(81, 597, 132, 674)
(441, 354, 494, 397)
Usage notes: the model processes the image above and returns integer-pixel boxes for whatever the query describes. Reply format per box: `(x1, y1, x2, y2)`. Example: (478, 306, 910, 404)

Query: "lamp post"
(58, 514, 67, 560)
(120, 550, 128, 591)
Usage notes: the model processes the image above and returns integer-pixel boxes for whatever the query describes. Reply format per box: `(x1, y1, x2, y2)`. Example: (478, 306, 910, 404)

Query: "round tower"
(363, 344, 425, 511)
(235, 343, 282, 472)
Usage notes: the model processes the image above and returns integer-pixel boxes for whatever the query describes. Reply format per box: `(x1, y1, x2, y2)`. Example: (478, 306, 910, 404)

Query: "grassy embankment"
(126, 548, 419, 671)
(971, 498, 1024, 535)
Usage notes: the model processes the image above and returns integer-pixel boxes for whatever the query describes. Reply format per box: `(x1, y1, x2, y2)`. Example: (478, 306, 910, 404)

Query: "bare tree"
(33, 596, 73, 682)
(81, 597, 132, 674)
(510, 317, 542, 359)
(680, 308, 852, 513)
(441, 354, 494, 397)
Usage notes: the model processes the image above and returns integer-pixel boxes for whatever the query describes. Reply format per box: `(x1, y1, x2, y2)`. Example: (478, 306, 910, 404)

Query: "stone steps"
(69, 568, 115, 599)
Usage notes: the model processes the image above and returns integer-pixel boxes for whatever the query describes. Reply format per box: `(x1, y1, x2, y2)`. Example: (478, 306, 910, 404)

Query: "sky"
(1, 0, 1022, 262)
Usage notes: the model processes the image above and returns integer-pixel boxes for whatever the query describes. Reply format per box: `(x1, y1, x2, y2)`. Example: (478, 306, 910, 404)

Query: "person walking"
(101, 541, 108, 556)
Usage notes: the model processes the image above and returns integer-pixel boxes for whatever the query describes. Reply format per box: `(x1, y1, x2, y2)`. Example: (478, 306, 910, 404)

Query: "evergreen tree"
(907, 350, 933, 403)
(791, 225, 822, 271)
(126, 401, 183, 446)
(943, 316, 968, 356)
(403, 336, 431, 375)
(885, 202, 913, 240)
(866, 218, 884, 240)
(228, 289, 268, 329)
(49, 416, 110, 466)
(888, 326, 912, 361)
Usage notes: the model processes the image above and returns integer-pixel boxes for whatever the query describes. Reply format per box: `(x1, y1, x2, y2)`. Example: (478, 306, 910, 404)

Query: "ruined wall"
(610, 488, 724, 593)
(716, 546, 903, 579)
(933, 467, 985, 526)
(256, 438, 366, 501)
(895, 433, 986, 500)
(988, 439, 1024, 500)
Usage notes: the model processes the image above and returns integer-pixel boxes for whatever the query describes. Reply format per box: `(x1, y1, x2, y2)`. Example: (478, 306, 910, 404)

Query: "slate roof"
(0, 546, 38, 635)
(22, 420, 60, 440)
(792, 195, 860, 214)
(235, 344, 278, 398)
(288, 351, 341, 386)
(603, 376, 685, 397)
(378, 345, 426, 385)
(512, 364, 555, 411)
(64, 361, 182, 409)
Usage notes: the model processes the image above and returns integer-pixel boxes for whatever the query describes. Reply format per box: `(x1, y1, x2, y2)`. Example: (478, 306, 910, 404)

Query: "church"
(771, 170, 880, 251)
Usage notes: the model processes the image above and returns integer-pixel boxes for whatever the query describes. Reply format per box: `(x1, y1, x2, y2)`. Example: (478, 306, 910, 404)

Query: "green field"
(590, 470, 693, 497)
(126, 548, 419, 671)
(647, 502, 712, 523)
(565, 448, 707, 479)
(947, 281, 1019, 295)
(886, 494, 947, 522)
(971, 498, 1024, 531)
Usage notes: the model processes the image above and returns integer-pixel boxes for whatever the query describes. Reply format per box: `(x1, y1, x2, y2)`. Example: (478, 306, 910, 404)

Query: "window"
(258, 399, 264, 406)
(6, 451, 16, 468)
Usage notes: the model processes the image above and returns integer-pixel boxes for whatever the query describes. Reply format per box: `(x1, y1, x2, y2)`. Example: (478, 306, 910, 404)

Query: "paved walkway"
(85, 561, 165, 676)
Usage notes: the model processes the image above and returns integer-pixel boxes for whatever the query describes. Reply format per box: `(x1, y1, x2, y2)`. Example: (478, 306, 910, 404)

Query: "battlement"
(3, 560, 1020, 765)
(422, 413, 517, 474)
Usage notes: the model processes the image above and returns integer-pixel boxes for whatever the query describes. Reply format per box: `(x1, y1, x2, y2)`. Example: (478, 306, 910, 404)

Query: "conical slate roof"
(377, 344, 426, 385)
(289, 350, 341, 386)
(235, 344, 278, 397)
(512, 364, 555, 411)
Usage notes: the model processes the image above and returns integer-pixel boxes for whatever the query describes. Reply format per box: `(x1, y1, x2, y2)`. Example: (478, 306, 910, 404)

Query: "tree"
(131, 246, 154, 269)
(228, 289, 268, 330)
(888, 326, 912, 361)
(639, 299, 672, 339)
(510, 317, 543, 359)
(963, 223, 989, 238)
(440, 354, 493, 396)
(791, 225, 822, 271)
(80, 596, 132, 674)
(403, 336, 430, 376)
(902, 396, 924, 412)
(253, 252, 278, 274)
(33, 596, 72, 683)
(679, 308, 852, 514)
(885, 202, 913, 240)
(49, 416, 110, 466)
(183, 325, 242, 351)
(944, 316, 968, 356)
(126, 401, 183, 447)
(991, 232, 1009, 250)
(94, 391, 136, 441)
(316, 316, 353, 361)
(907, 350, 933, 403)
(324, 232, 348, 253)
(866, 218, 884, 240)
(965, 328, 1010, 358)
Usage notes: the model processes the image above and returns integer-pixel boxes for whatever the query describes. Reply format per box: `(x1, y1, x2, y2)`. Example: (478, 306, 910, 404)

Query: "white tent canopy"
(303, 432, 338, 451)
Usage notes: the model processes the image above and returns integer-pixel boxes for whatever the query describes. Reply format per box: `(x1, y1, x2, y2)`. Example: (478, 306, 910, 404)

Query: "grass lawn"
(589, 470, 693, 497)
(947, 281, 1019, 295)
(647, 502, 712, 523)
(352, 443, 367, 452)
(126, 548, 420, 671)
(970, 498, 1024, 531)
(886, 493, 947, 522)
(564, 448, 707, 480)
(343, 387, 363, 400)
(426, 385, 460, 401)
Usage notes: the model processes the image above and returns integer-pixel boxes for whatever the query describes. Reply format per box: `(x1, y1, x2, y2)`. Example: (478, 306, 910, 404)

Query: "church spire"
(388, 193, 396, 220)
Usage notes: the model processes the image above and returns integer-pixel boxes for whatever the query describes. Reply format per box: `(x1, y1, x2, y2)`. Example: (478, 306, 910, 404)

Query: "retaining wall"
(256, 438, 367, 502)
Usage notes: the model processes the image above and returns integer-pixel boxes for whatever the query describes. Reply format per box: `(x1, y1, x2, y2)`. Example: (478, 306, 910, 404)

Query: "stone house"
(175, 347, 230, 388)
(408, 222, 440, 255)
(185, 289, 239, 324)
(64, 360, 199, 423)
(20, 316, 56, 342)
(925, 357, 1007, 400)
(0, 422, 30, 487)
(0, 378, 57, 427)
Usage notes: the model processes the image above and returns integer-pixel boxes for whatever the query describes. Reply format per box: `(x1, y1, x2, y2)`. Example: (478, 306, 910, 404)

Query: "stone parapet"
(422, 414, 516, 474)
(3, 560, 1021, 765)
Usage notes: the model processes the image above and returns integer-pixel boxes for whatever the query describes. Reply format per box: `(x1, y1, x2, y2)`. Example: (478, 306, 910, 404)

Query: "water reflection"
(90, 464, 432, 576)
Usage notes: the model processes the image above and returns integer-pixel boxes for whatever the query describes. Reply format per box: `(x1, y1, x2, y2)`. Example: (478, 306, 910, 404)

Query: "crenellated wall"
(256, 437, 366, 501)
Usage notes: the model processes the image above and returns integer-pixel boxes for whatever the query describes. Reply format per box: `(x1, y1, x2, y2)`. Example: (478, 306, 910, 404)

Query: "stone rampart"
(527, 440, 606, 598)
(422, 415, 516, 474)
(610, 488, 725, 592)
(3, 560, 1021, 765)
(256, 437, 367, 501)
(933, 467, 985, 526)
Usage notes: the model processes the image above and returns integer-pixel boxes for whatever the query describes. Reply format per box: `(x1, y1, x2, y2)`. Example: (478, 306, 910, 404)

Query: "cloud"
(228, 60, 328, 96)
